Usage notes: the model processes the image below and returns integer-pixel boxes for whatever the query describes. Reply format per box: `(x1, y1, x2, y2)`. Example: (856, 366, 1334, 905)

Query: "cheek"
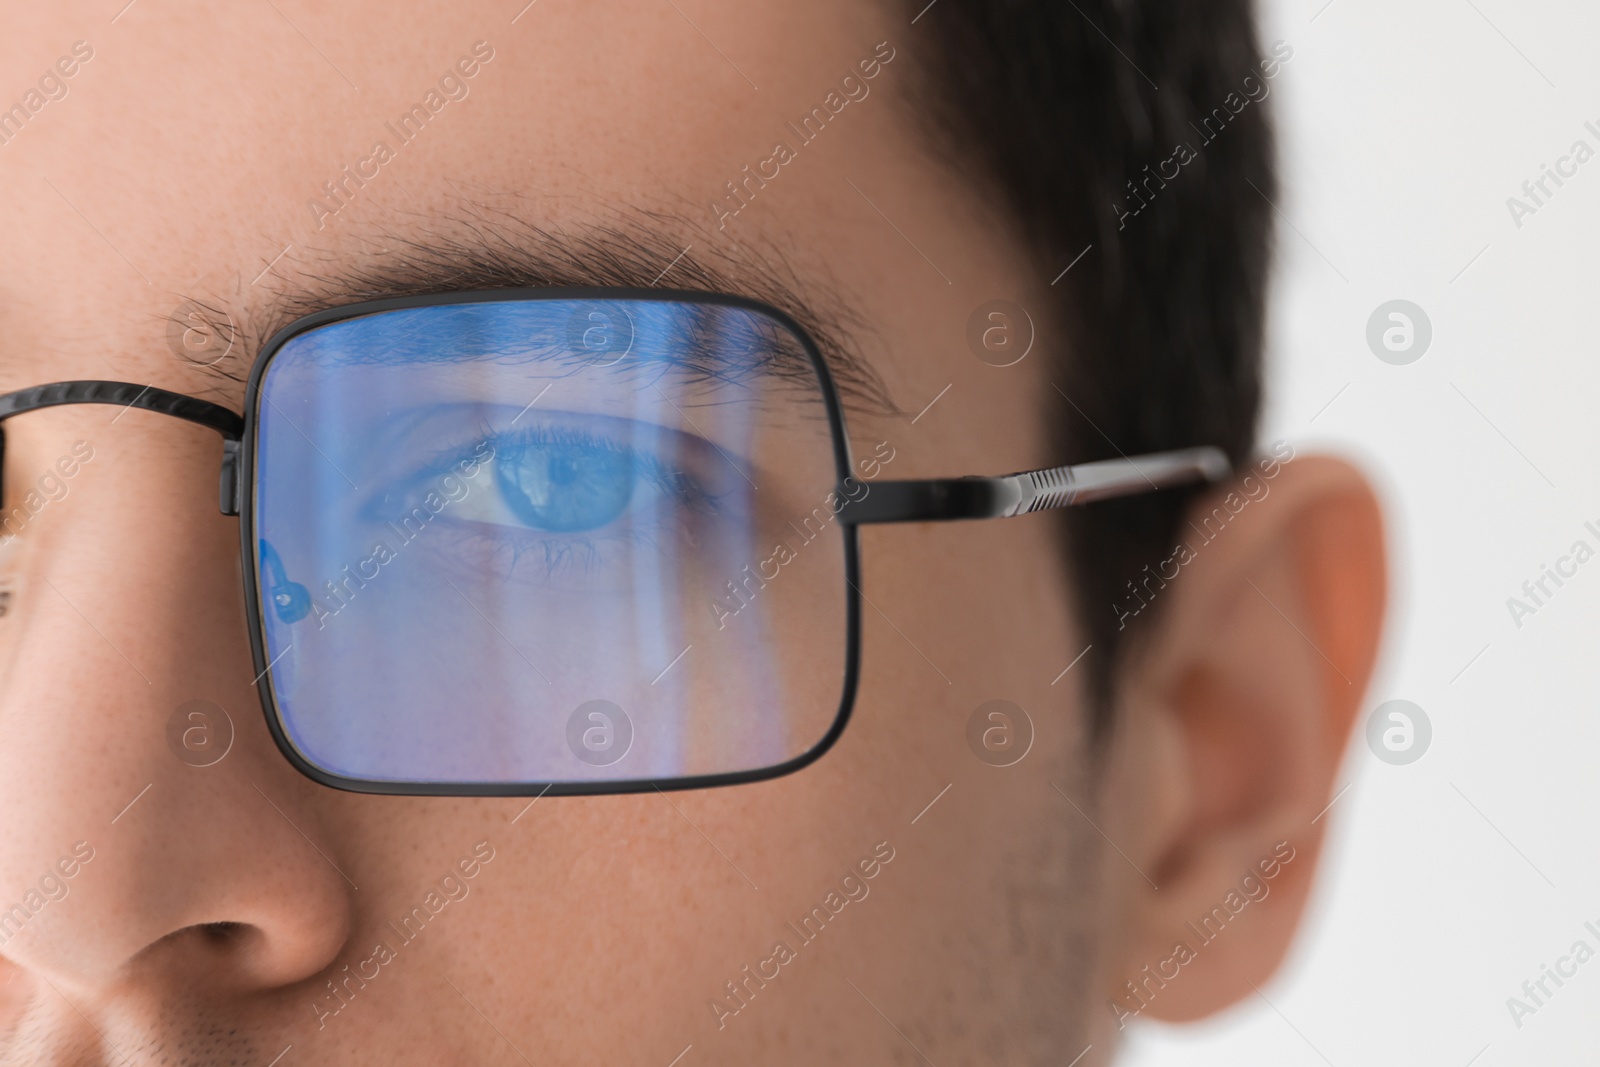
(862, 515, 1086, 763)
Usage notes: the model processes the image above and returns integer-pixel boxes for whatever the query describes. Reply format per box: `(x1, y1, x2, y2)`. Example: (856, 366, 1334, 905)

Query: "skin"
(0, 2, 1386, 1064)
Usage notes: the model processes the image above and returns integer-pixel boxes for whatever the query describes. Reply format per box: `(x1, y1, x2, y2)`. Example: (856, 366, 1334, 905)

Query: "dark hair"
(909, 0, 1276, 731)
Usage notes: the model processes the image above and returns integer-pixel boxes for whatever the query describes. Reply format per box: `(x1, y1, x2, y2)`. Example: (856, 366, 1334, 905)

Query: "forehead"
(2, 1, 890, 203)
(0, 0, 1049, 463)
(2, 3, 891, 328)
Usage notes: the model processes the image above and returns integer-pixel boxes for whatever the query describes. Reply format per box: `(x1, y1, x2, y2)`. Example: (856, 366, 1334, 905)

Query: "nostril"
(199, 921, 249, 946)
(129, 914, 342, 993)
(147, 921, 270, 990)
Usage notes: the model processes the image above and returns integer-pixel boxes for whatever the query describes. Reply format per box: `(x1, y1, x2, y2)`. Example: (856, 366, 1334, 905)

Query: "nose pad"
(259, 539, 312, 623)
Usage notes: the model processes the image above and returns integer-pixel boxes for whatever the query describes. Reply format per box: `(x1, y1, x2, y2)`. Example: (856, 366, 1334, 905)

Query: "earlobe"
(1098, 454, 1386, 1027)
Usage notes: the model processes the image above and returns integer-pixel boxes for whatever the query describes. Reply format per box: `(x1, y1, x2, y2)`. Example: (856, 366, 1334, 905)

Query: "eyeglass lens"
(251, 298, 850, 787)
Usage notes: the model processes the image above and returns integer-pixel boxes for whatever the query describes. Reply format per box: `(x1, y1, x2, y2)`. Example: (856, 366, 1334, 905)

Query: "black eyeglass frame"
(0, 287, 1229, 797)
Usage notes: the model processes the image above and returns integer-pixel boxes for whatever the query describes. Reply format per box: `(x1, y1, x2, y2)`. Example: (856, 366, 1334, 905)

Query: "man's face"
(0, 2, 1125, 1062)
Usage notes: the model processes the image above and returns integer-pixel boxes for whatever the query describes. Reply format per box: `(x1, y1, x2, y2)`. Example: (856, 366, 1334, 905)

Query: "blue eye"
(493, 434, 638, 533)
(356, 412, 732, 591)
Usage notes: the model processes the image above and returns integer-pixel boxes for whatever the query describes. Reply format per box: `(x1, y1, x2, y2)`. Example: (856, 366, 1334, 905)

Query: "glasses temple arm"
(0, 382, 1232, 527)
(838, 446, 1231, 525)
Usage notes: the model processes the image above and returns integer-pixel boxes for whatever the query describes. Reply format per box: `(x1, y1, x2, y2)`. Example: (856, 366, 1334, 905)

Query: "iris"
(494, 433, 637, 533)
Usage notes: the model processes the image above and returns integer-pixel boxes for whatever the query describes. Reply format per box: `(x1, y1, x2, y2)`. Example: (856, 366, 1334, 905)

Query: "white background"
(1122, 1, 1600, 1064)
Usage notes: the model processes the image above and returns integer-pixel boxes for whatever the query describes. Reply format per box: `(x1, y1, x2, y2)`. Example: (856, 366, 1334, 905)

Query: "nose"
(0, 410, 353, 999)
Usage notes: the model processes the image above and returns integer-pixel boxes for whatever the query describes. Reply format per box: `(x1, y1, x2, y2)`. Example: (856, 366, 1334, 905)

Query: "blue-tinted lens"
(250, 298, 849, 786)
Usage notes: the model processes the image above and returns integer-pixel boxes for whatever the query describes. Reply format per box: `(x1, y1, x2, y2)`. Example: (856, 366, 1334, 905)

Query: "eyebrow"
(188, 204, 897, 415)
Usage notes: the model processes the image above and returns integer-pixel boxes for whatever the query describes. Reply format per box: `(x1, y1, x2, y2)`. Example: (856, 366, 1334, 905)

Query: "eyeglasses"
(0, 289, 1227, 796)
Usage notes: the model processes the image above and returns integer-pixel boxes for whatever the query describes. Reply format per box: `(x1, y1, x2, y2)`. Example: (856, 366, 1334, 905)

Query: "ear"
(1096, 451, 1386, 1026)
